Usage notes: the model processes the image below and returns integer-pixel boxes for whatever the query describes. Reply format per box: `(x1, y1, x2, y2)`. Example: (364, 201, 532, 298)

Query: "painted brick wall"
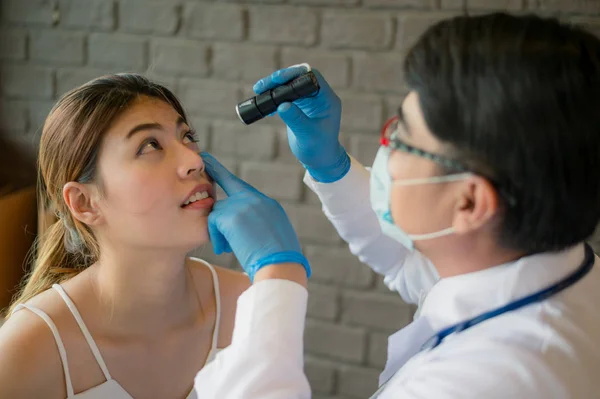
(1, 1, 599, 397)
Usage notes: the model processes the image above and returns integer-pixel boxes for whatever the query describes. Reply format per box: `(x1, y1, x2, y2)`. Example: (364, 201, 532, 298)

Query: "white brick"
(56, 68, 114, 96)
(353, 52, 405, 93)
(321, 11, 394, 50)
(368, 331, 389, 368)
(349, 134, 380, 168)
(536, 0, 599, 13)
(342, 291, 413, 331)
(177, 78, 240, 118)
(305, 320, 366, 363)
(305, 246, 375, 289)
(89, 34, 148, 71)
(307, 282, 340, 321)
(119, 0, 179, 34)
(249, 6, 318, 46)
(339, 92, 384, 132)
(0, 100, 28, 132)
(30, 30, 85, 66)
(59, 0, 115, 30)
(281, 48, 351, 89)
(211, 120, 277, 161)
(240, 162, 304, 201)
(29, 100, 55, 134)
(305, 356, 337, 394)
(284, 204, 342, 244)
(364, 0, 436, 8)
(2, 0, 54, 26)
(338, 366, 380, 398)
(0, 64, 53, 99)
(441, 0, 464, 8)
(182, 3, 245, 41)
(290, 0, 358, 5)
(397, 13, 457, 51)
(0, 29, 26, 60)
(213, 43, 278, 83)
(467, 0, 524, 9)
(149, 38, 208, 77)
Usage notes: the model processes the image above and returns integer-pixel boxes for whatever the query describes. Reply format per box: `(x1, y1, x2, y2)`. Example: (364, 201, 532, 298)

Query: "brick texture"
(119, 0, 179, 35)
(3, 1, 598, 397)
(1, 64, 53, 99)
(321, 11, 395, 50)
(212, 43, 278, 82)
(0, 29, 26, 61)
(89, 34, 148, 71)
(149, 38, 208, 77)
(59, 0, 115, 30)
(248, 6, 318, 45)
(30, 30, 85, 66)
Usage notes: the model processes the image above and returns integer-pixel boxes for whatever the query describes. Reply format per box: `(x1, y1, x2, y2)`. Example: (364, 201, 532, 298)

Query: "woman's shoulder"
(187, 257, 251, 300)
(187, 257, 251, 348)
(0, 292, 66, 398)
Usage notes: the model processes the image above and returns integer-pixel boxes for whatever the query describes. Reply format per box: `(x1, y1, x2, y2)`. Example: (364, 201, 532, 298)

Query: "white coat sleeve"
(193, 279, 310, 399)
(303, 156, 439, 305)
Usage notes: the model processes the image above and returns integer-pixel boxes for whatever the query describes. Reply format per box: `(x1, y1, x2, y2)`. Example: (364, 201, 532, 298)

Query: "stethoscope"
(370, 243, 595, 398)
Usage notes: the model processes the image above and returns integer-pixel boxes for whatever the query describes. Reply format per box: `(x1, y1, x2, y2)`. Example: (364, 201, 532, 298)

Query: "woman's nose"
(178, 147, 205, 178)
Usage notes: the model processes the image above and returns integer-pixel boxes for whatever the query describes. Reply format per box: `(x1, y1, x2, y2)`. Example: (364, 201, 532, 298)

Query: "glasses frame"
(380, 116, 517, 208)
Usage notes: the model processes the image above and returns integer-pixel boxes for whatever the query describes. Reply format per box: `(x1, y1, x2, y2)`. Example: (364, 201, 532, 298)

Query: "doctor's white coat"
(194, 157, 600, 399)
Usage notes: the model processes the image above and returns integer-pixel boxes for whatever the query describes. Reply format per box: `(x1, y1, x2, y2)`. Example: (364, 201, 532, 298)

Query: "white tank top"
(11, 259, 222, 399)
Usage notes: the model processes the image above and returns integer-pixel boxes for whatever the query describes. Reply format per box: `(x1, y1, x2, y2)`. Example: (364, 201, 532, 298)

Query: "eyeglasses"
(380, 116, 518, 207)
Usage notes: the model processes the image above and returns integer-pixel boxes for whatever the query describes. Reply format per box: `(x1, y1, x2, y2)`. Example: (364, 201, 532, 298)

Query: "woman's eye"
(182, 130, 199, 144)
(137, 139, 162, 155)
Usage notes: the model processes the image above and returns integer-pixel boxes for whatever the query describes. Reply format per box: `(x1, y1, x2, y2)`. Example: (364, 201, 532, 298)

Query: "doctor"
(194, 12, 600, 398)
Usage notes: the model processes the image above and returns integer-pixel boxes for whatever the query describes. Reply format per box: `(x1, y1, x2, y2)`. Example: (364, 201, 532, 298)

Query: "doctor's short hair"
(404, 12, 600, 255)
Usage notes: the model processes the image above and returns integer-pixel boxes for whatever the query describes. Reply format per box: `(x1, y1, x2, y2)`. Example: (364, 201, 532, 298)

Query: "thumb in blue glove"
(253, 65, 351, 183)
(201, 152, 311, 281)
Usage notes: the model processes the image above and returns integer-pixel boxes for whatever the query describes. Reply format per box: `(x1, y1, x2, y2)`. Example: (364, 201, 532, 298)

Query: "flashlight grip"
(236, 71, 320, 125)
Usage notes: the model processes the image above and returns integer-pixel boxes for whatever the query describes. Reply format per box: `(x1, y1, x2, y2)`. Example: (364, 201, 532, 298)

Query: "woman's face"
(93, 96, 215, 253)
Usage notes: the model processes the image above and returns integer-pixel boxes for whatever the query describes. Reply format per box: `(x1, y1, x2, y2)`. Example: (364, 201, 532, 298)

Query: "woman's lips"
(181, 196, 215, 210)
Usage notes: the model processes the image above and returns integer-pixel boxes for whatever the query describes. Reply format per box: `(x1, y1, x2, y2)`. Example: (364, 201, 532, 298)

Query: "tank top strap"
(12, 303, 75, 397)
(192, 259, 221, 360)
(52, 284, 112, 381)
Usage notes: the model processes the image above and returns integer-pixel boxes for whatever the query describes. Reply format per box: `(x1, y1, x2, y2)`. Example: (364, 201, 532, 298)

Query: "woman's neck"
(87, 244, 203, 338)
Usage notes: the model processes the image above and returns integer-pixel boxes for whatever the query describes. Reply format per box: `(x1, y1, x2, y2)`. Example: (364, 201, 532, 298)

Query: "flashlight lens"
(236, 98, 263, 125)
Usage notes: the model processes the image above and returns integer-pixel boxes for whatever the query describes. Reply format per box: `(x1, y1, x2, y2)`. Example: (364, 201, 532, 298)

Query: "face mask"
(369, 146, 472, 250)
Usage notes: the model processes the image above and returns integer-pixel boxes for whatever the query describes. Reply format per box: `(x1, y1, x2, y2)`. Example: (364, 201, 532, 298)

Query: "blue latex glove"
(202, 152, 311, 281)
(253, 65, 351, 183)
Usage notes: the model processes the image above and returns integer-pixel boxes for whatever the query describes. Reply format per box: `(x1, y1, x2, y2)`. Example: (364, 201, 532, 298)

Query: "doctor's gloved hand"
(201, 152, 311, 282)
(253, 65, 351, 183)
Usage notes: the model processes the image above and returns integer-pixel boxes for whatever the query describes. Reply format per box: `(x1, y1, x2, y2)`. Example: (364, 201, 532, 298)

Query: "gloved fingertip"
(253, 81, 263, 93)
(278, 102, 292, 113)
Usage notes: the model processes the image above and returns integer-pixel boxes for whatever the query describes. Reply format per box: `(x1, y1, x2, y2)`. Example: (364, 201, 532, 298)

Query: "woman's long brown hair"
(5, 74, 189, 317)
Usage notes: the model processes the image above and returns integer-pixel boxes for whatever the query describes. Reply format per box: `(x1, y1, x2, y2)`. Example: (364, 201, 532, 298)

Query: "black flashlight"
(236, 71, 320, 125)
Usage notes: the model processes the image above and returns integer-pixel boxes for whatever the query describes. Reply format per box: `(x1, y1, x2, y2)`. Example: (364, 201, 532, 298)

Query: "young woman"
(0, 74, 250, 398)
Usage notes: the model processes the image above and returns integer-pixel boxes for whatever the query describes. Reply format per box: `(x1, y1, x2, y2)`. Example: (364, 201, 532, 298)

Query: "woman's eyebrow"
(125, 116, 186, 140)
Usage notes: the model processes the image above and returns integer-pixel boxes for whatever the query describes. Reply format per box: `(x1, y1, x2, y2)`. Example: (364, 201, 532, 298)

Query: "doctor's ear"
(452, 176, 499, 233)
(62, 182, 104, 226)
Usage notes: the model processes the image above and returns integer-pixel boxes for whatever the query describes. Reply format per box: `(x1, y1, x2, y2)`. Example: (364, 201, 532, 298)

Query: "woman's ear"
(63, 182, 103, 226)
(452, 176, 499, 234)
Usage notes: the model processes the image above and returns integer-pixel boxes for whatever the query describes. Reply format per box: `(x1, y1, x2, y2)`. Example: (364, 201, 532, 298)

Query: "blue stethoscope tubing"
(371, 243, 596, 398)
(422, 243, 595, 351)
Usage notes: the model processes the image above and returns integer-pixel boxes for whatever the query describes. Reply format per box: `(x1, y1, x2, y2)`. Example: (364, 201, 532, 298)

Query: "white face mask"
(369, 146, 472, 250)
